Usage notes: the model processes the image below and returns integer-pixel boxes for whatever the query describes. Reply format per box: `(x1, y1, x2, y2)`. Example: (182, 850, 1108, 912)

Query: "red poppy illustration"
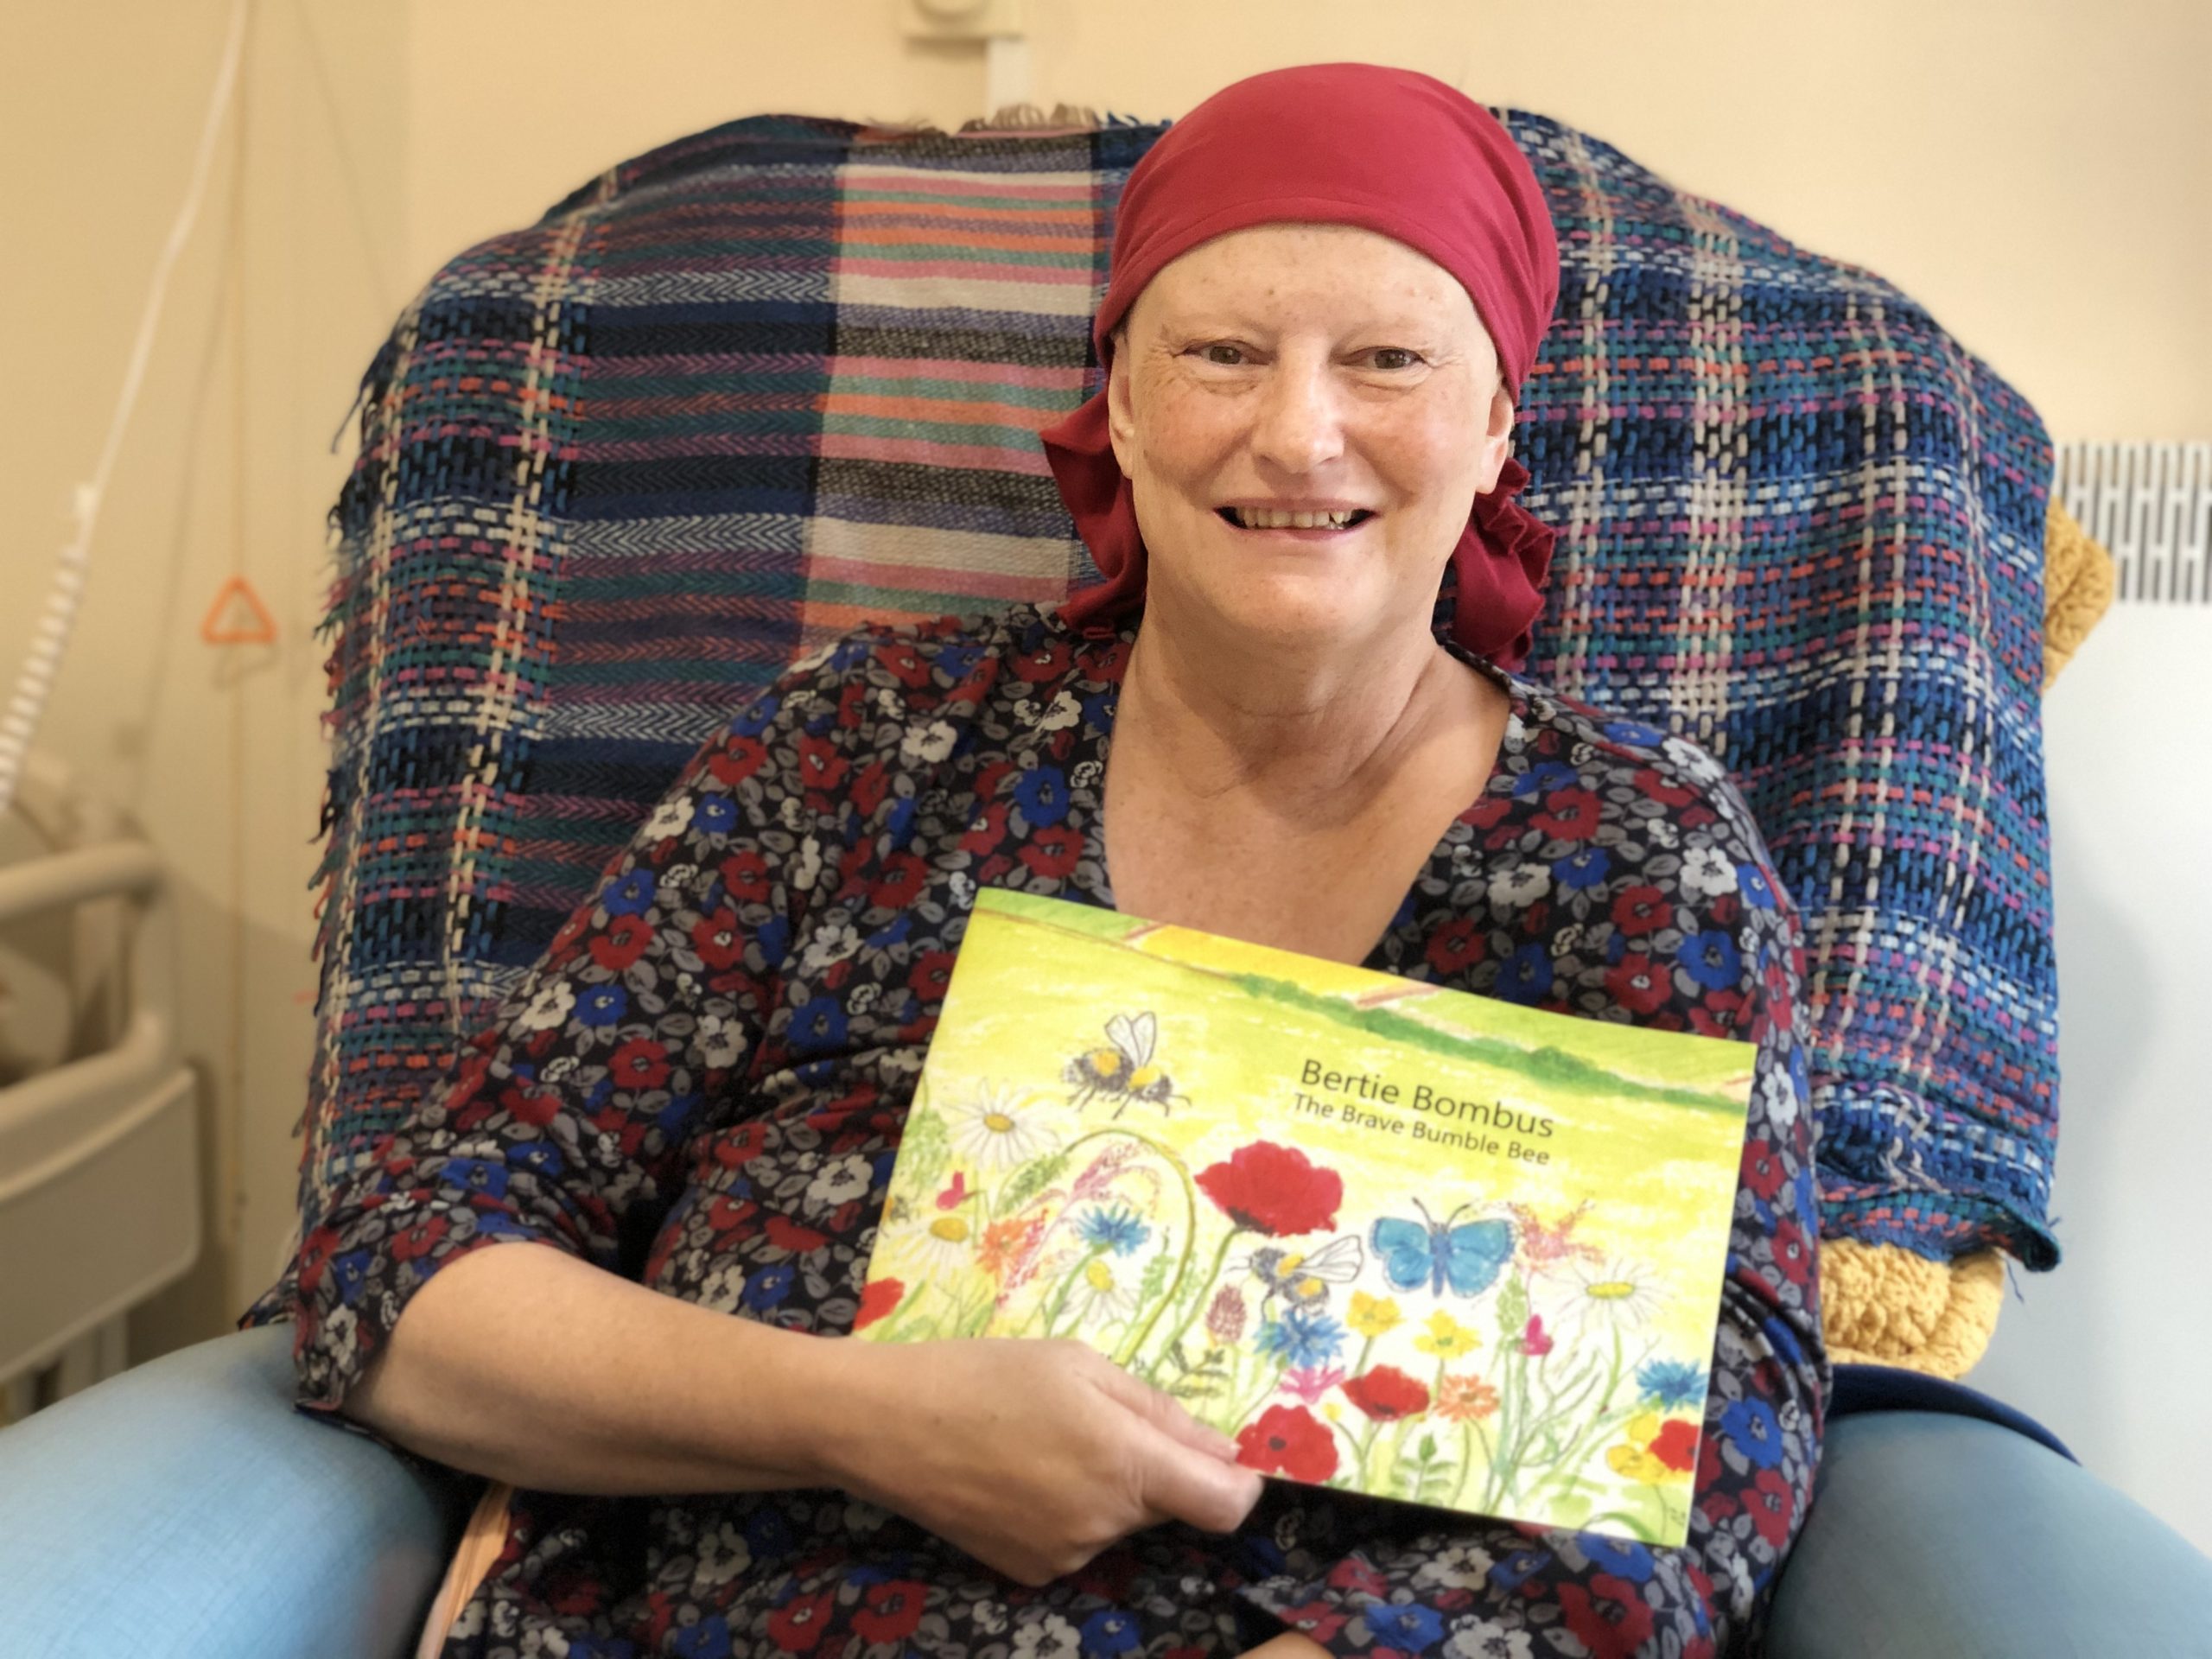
(1235, 1404, 1339, 1484)
(1196, 1141, 1343, 1236)
(1650, 1417, 1700, 1473)
(853, 1277, 904, 1332)
(1341, 1364, 1431, 1422)
(1522, 1314, 1555, 1357)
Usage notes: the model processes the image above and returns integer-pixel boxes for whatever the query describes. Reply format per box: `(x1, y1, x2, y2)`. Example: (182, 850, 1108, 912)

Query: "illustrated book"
(855, 888, 1755, 1544)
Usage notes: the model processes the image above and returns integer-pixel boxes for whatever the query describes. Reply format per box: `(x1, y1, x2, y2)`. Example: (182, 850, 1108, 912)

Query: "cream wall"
(1, 0, 2204, 1382)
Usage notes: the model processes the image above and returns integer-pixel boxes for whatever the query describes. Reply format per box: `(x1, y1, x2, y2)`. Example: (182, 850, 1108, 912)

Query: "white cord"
(0, 0, 251, 820)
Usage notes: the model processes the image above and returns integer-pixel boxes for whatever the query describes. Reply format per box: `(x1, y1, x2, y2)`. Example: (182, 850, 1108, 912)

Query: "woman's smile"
(1217, 504, 1379, 535)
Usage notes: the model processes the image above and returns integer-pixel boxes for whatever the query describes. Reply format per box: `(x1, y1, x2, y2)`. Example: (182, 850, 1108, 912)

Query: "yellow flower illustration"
(1346, 1291, 1403, 1338)
(1605, 1409, 1700, 1484)
(1413, 1308, 1481, 1359)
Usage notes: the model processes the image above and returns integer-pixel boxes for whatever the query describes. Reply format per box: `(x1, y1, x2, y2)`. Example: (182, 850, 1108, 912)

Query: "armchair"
(6, 101, 2209, 1658)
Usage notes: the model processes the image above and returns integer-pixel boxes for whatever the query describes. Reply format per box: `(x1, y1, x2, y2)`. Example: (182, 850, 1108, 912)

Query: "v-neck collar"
(1052, 610, 1535, 974)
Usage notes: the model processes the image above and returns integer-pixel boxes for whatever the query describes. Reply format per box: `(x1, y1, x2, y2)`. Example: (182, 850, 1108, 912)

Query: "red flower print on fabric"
(796, 734, 848, 792)
(852, 1579, 929, 1643)
(609, 1038, 671, 1092)
(1742, 1138, 1789, 1200)
(390, 1214, 450, 1262)
(1611, 883, 1670, 936)
(1771, 1220, 1813, 1287)
(1532, 785, 1602, 840)
(705, 736, 766, 787)
(719, 850, 771, 905)
(1559, 1572, 1656, 1659)
(692, 911, 746, 971)
(1427, 916, 1487, 974)
(1605, 953, 1671, 1014)
(765, 1587, 836, 1652)
(590, 913, 651, 972)
(1751, 1467, 1796, 1548)
(1017, 823, 1083, 880)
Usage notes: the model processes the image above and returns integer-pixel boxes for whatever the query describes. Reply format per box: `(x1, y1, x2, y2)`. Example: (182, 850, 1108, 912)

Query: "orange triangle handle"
(200, 575, 278, 645)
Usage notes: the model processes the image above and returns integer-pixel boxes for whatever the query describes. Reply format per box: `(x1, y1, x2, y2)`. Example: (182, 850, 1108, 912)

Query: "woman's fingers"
(1135, 1420, 1267, 1535)
(1088, 1351, 1243, 1461)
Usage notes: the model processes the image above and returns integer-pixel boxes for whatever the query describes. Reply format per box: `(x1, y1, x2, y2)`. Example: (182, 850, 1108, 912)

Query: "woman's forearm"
(341, 1240, 863, 1496)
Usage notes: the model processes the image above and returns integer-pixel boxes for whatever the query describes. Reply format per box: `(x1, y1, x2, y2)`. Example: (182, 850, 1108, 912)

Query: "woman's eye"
(1368, 347, 1421, 371)
(1199, 343, 1247, 366)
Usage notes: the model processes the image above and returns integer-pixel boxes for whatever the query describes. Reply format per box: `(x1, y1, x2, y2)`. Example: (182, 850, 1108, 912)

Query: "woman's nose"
(1248, 358, 1344, 474)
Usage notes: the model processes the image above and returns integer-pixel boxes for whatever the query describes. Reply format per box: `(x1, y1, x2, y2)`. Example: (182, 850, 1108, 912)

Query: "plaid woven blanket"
(257, 107, 2057, 1324)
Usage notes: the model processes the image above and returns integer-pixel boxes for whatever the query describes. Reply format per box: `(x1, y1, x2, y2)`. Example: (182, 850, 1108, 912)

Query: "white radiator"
(2054, 439, 2212, 604)
(1973, 434, 2212, 1553)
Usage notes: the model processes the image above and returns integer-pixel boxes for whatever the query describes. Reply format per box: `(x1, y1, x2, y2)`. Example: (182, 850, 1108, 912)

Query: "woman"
(288, 64, 1822, 1658)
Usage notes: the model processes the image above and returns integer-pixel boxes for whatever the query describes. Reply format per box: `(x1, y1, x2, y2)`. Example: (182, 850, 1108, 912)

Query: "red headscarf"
(1039, 62, 1561, 669)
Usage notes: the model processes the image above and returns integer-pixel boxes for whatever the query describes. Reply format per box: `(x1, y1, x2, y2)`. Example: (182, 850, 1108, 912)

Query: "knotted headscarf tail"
(1039, 61, 1562, 670)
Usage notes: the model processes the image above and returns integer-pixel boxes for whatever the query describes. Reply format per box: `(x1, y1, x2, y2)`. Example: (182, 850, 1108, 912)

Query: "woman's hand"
(829, 1336, 1265, 1586)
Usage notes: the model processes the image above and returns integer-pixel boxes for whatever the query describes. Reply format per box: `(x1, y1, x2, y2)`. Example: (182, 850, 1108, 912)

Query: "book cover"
(855, 888, 1755, 1545)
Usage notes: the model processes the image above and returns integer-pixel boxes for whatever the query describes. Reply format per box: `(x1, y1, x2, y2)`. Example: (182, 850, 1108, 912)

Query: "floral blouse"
(285, 603, 1826, 1659)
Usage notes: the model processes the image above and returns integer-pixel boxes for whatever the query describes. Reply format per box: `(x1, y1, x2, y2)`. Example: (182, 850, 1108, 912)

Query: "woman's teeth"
(1227, 507, 1364, 530)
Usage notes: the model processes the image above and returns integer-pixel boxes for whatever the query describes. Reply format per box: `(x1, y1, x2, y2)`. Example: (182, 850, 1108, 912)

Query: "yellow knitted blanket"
(1826, 499, 2112, 1376)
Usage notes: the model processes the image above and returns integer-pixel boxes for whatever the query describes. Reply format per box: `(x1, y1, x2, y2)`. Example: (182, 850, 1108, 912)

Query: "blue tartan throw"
(250, 106, 2059, 1327)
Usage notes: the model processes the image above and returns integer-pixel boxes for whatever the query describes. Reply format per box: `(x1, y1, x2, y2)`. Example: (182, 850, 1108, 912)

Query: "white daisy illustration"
(945, 1084, 1056, 1173)
(1562, 1255, 1665, 1337)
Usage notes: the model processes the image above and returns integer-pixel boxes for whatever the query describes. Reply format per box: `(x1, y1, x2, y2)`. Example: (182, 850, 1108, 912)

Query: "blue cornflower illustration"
(1255, 1306, 1348, 1370)
(1076, 1205, 1151, 1256)
(1637, 1357, 1707, 1410)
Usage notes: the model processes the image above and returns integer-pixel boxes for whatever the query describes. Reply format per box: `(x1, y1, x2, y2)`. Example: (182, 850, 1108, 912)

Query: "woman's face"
(1106, 223, 1514, 651)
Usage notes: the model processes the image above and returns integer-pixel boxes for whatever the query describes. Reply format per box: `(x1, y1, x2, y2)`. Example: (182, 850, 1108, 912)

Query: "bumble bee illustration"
(1064, 1011, 1183, 1118)
(1242, 1236, 1366, 1315)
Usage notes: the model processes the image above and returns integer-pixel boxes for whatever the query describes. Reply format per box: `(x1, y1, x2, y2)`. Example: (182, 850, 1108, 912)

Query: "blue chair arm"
(0, 1323, 473, 1659)
(1769, 1408, 2212, 1657)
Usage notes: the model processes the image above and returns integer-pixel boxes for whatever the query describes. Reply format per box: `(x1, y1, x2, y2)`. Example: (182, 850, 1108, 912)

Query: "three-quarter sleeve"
(285, 636, 870, 1416)
(1233, 758, 1827, 1658)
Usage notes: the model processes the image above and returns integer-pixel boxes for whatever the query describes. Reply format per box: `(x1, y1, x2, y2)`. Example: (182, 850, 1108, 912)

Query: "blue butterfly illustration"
(1370, 1200, 1516, 1298)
